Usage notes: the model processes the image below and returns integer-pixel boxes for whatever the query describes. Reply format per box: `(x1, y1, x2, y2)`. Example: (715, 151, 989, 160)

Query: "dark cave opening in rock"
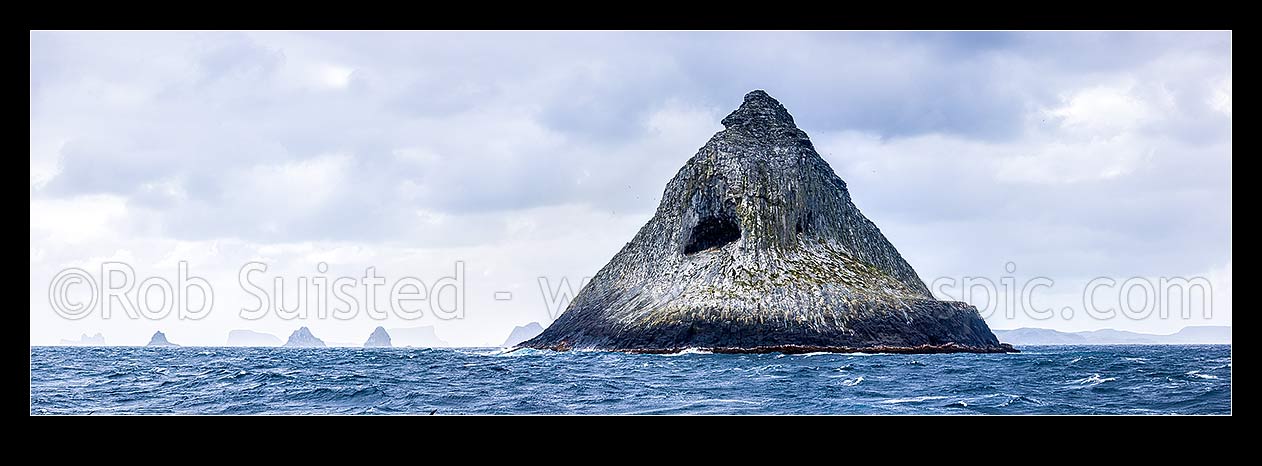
(795, 211, 813, 235)
(684, 214, 741, 254)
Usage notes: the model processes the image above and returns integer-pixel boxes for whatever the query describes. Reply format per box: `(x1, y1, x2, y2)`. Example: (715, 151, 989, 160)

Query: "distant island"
(60, 333, 105, 346)
(501, 323, 544, 347)
(146, 331, 179, 347)
(993, 326, 1230, 345)
(364, 326, 392, 348)
(226, 330, 281, 346)
(283, 327, 326, 348)
(387, 326, 449, 347)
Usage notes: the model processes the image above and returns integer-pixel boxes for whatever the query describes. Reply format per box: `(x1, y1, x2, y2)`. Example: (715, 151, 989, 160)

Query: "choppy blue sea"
(29, 345, 1230, 415)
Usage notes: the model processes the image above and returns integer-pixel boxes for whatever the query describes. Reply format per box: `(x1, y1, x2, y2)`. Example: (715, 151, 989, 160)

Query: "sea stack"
(363, 326, 392, 348)
(283, 327, 326, 348)
(500, 322, 545, 348)
(226, 329, 281, 347)
(146, 331, 178, 347)
(521, 90, 1015, 354)
(61, 333, 106, 346)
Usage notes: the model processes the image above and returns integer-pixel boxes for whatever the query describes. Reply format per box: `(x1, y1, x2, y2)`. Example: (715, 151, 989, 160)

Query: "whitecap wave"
(467, 348, 512, 356)
(997, 394, 1043, 407)
(840, 376, 864, 386)
(491, 347, 550, 357)
(881, 395, 947, 404)
(660, 348, 713, 356)
(1070, 373, 1116, 386)
(1186, 370, 1219, 380)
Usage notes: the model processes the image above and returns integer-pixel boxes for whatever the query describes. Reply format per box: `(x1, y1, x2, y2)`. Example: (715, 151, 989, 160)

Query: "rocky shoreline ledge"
(529, 342, 1018, 355)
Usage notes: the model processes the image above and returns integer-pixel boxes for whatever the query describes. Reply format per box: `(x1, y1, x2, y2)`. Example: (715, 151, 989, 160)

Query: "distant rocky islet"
(501, 323, 544, 348)
(283, 327, 326, 348)
(146, 331, 179, 347)
(364, 326, 392, 347)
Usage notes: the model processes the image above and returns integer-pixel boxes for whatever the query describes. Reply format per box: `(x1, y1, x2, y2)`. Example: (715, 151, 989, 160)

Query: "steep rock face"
(146, 331, 178, 347)
(363, 326, 393, 348)
(283, 327, 326, 348)
(522, 90, 1013, 354)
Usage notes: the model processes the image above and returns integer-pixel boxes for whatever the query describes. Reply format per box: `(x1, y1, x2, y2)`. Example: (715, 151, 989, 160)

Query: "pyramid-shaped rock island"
(521, 90, 1015, 354)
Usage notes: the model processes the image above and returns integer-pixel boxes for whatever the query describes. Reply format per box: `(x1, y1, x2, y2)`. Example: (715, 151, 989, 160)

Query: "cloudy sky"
(30, 31, 1231, 346)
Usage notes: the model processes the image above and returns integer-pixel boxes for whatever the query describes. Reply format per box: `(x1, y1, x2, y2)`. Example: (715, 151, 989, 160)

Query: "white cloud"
(1045, 80, 1159, 136)
(236, 153, 350, 213)
(314, 64, 354, 89)
(28, 31, 1231, 344)
(995, 134, 1153, 184)
(1210, 75, 1232, 115)
(29, 195, 129, 246)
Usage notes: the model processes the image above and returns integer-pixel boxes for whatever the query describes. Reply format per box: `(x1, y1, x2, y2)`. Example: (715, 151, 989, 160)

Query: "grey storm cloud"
(30, 31, 1230, 277)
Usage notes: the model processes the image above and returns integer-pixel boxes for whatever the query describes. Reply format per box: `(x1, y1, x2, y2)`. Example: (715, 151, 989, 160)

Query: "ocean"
(29, 345, 1230, 415)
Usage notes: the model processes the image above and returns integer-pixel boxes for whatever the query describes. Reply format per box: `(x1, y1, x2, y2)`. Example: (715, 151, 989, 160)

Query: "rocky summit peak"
(364, 326, 392, 348)
(720, 89, 797, 130)
(284, 326, 326, 348)
(146, 331, 178, 347)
